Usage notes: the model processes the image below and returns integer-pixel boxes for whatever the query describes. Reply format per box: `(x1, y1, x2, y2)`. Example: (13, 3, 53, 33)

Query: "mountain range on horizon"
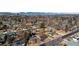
(0, 12, 79, 15)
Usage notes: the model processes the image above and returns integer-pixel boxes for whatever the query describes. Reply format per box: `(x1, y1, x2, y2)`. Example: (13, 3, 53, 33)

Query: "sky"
(0, 0, 79, 13)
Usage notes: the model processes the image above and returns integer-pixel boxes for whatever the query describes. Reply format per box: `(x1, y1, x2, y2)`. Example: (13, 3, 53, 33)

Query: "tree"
(0, 21, 3, 30)
(0, 21, 3, 25)
(2, 25, 8, 31)
(40, 22, 46, 28)
(65, 25, 69, 32)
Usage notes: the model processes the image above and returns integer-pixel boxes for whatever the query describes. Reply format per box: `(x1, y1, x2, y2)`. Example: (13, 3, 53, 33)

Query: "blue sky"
(0, 0, 79, 13)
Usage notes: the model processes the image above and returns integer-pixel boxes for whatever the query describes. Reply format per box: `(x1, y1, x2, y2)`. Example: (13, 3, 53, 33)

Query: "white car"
(73, 37, 79, 42)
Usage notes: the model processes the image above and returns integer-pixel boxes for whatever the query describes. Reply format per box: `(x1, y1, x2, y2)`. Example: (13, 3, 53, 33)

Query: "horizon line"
(0, 12, 79, 14)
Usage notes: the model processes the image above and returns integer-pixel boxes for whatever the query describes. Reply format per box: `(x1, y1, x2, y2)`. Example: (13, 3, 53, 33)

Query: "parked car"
(73, 37, 79, 42)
